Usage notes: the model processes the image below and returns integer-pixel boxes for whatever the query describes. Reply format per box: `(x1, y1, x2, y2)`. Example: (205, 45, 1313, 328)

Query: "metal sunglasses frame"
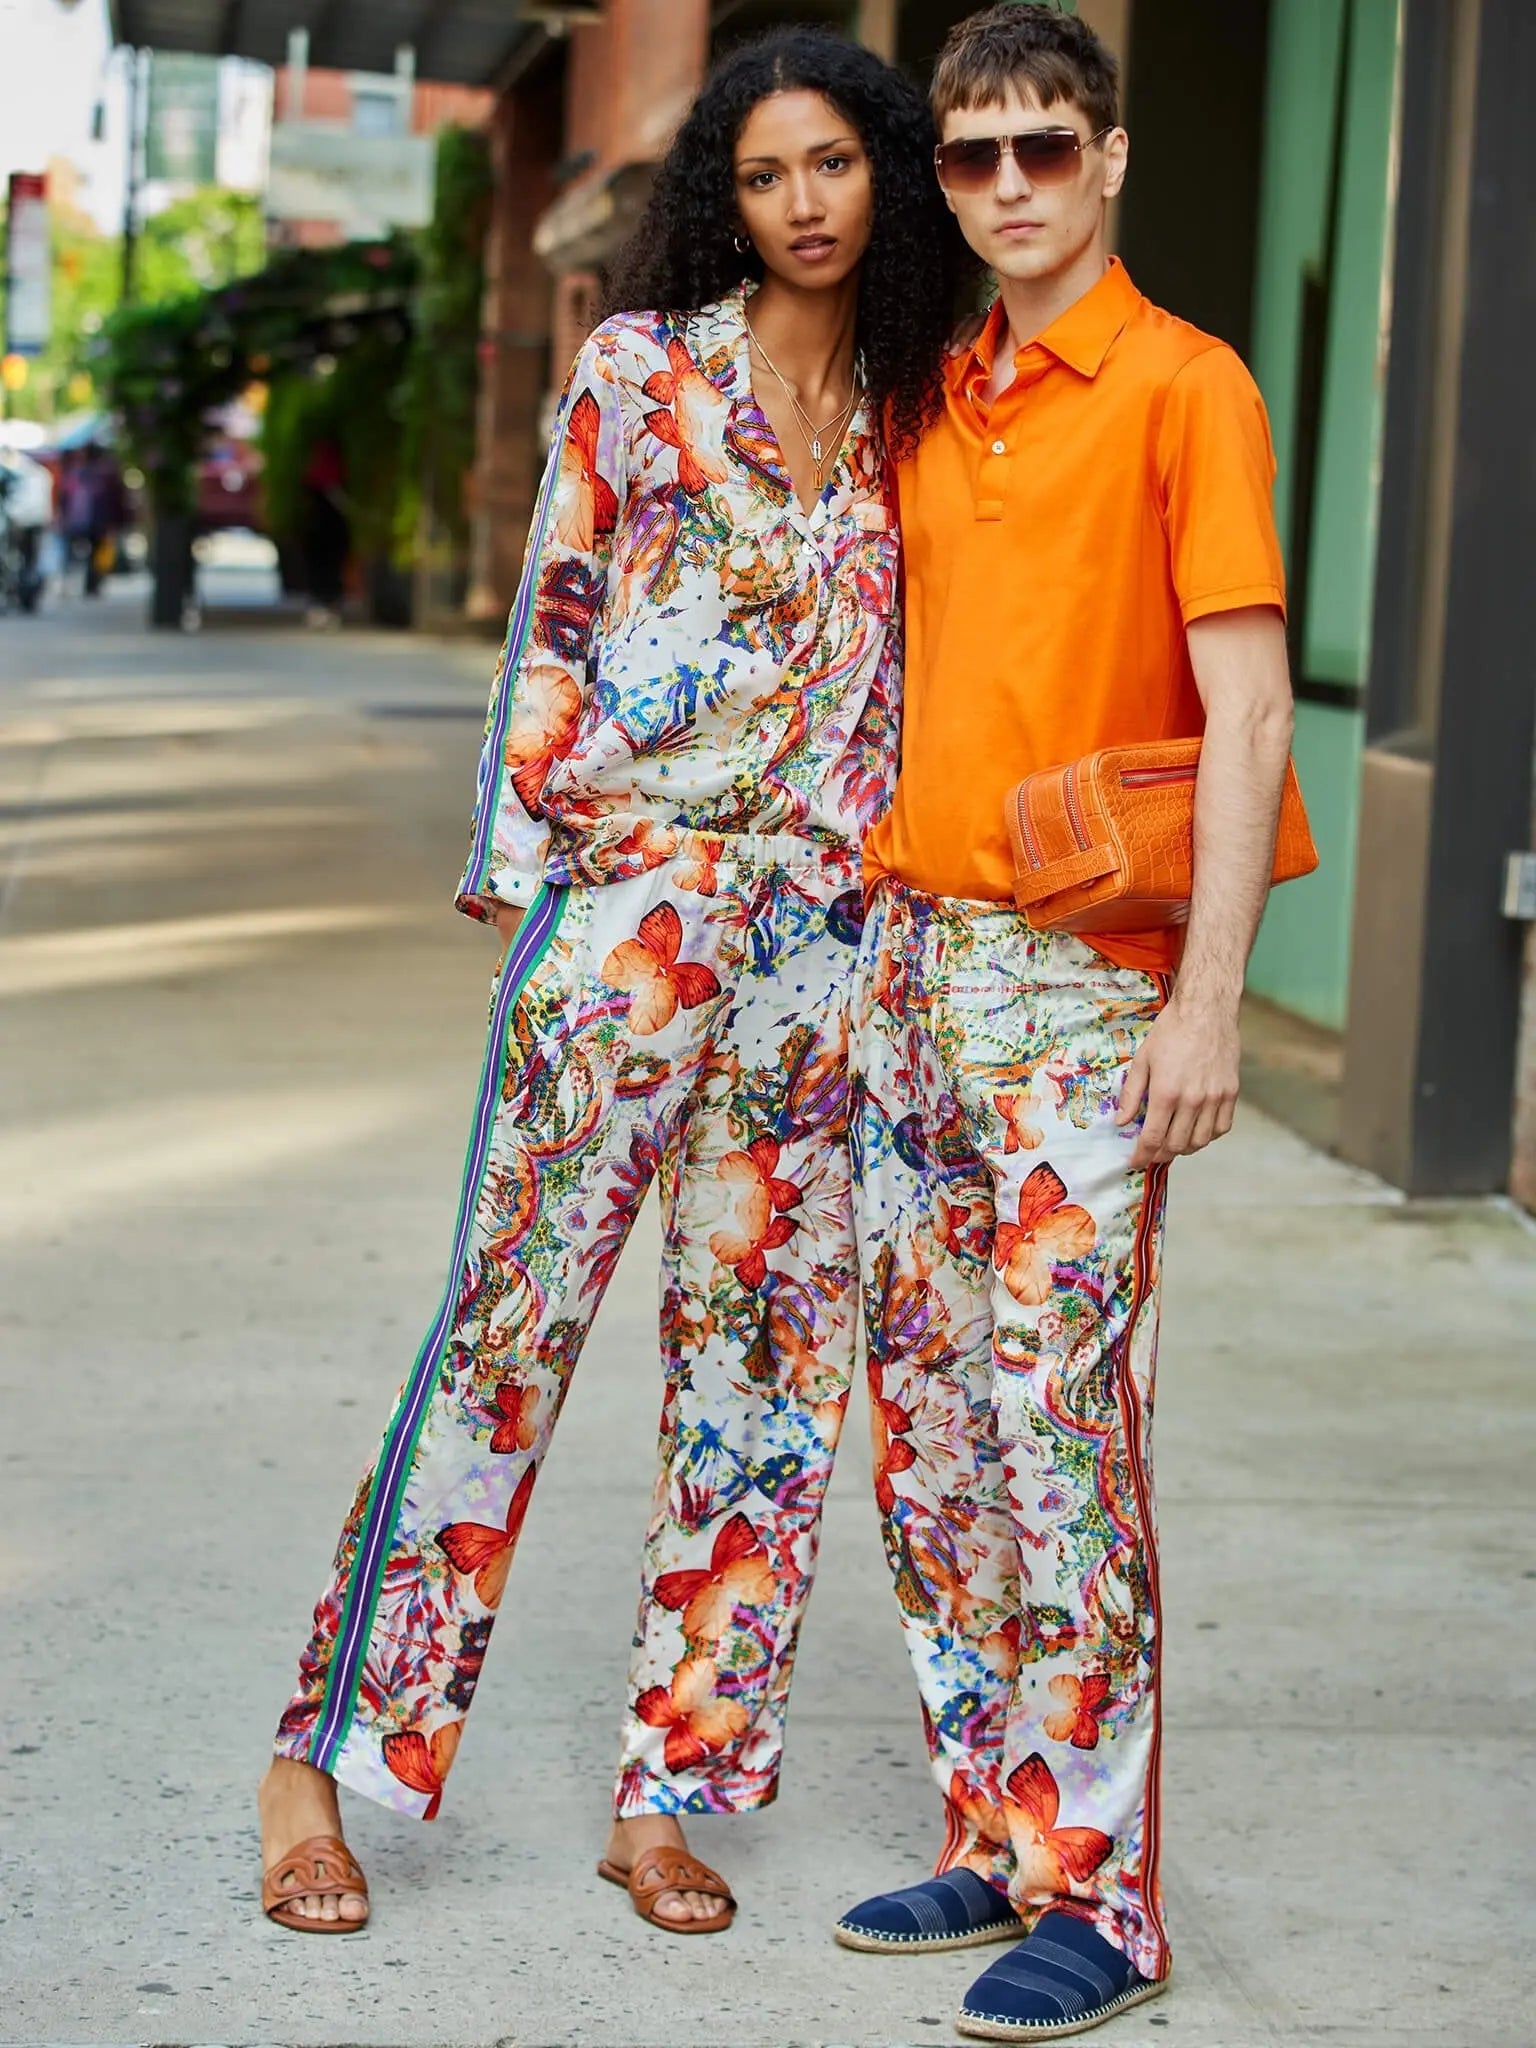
(933, 124, 1116, 190)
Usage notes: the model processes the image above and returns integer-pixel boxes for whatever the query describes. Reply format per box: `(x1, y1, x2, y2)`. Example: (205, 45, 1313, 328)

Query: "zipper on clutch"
(1062, 766, 1090, 852)
(1120, 765, 1197, 790)
(1018, 785, 1045, 868)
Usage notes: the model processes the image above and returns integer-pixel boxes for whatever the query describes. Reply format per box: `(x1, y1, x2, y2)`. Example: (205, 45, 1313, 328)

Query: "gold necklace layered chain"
(744, 310, 863, 488)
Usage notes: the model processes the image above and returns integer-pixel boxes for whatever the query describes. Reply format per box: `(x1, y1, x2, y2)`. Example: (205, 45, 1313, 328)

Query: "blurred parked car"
(196, 434, 264, 533)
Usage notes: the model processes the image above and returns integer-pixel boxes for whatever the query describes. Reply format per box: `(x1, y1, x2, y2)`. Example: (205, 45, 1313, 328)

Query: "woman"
(259, 27, 964, 1939)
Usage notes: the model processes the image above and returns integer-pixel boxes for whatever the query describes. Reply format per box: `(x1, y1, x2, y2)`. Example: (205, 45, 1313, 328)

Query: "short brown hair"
(931, 3, 1119, 136)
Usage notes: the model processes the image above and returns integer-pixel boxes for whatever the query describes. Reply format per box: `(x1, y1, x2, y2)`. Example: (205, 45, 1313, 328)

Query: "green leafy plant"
(396, 126, 492, 572)
(96, 292, 248, 514)
(95, 236, 418, 521)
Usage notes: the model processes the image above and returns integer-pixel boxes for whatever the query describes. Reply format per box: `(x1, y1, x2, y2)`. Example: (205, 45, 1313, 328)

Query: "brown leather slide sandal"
(262, 1833, 370, 1933)
(596, 1846, 736, 1935)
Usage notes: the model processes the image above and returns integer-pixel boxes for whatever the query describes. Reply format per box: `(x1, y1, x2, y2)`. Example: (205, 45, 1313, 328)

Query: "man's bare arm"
(1116, 606, 1294, 1167)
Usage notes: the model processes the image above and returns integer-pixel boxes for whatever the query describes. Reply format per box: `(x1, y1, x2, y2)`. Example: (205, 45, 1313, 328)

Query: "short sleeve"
(1156, 344, 1287, 627)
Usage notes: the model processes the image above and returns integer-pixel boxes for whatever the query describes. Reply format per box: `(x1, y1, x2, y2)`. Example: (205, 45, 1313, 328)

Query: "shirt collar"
(685, 282, 753, 404)
(960, 256, 1141, 394)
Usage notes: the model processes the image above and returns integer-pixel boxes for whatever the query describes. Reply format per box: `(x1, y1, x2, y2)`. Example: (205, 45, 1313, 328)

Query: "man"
(837, 6, 1293, 2039)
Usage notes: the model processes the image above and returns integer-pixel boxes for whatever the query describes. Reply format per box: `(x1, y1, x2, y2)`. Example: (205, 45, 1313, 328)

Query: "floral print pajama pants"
(851, 878, 1174, 1981)
(276, 839, 864, 1820)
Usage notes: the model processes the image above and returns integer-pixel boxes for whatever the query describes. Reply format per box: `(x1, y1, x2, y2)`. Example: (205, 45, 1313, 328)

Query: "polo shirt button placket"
(976, 435, 1011, 523)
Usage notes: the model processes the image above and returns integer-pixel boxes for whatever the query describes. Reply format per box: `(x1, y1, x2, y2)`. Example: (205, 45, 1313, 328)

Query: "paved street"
(2, 577, 1533, 2048)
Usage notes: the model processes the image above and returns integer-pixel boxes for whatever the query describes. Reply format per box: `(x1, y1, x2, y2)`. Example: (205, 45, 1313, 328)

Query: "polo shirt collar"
(962, 256, 1141, 389)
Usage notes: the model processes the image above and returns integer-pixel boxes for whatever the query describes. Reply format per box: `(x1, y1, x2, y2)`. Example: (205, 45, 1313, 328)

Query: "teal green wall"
(1253, 699, 1364, 1024)
(1245, 0, 1400, 1029)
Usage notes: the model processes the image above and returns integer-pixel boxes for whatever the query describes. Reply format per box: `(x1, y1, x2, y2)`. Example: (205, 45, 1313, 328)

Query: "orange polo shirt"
(865, 257, 1286, 974)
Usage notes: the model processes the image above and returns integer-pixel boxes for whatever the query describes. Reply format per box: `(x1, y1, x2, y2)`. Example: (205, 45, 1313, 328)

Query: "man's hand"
(1117, 604, 1292, 1173)
(1115, 996, 1240, 1169)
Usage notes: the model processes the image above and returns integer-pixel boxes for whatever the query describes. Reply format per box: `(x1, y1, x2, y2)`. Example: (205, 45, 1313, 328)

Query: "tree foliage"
(96, 237, 416, 517)
(396, 125, 492, 560)
(0, 187, 266, 424)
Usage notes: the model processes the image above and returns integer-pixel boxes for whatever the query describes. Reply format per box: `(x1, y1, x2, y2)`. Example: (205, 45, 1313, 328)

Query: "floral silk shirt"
(456, 287, 900, 917)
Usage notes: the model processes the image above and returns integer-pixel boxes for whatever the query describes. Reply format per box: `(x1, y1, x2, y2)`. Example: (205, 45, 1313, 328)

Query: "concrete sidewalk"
(2, 590, 1533, 2048)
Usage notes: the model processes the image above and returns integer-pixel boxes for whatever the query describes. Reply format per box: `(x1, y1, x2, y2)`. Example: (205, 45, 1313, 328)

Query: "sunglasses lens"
(936, 130, 1089, 192)
(937, 137, 1003, 192)
(1015, 131, 1083, 183)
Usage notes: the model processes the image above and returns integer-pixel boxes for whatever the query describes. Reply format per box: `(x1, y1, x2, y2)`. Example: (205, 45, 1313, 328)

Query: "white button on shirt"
(991, 440, 1007, 455)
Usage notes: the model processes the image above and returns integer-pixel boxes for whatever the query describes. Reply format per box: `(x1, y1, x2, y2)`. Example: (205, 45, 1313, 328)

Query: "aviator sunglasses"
(934, 124, 1114, 194)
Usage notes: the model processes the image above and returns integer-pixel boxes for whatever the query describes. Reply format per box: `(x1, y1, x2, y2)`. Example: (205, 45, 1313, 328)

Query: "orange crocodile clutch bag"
(1004, 737, 1318, 935)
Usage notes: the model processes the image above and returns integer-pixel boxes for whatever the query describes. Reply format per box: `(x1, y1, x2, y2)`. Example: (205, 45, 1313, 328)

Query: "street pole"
(121, 47, 145, 304)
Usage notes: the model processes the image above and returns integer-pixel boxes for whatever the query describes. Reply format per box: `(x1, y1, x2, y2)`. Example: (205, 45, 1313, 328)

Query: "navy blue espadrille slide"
(955, 1911, 1168, 2040)
(834, 1868, 1026, 1953)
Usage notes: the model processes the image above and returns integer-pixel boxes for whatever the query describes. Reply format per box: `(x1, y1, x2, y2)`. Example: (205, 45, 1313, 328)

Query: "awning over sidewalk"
(105, 0, 547, 87)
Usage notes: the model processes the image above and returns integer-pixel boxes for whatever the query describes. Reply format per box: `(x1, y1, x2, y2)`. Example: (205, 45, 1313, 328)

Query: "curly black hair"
(604, 28, 975, 457)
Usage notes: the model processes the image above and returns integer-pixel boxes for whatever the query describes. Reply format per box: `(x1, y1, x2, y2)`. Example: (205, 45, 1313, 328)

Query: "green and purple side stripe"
(307, 884, 567, 1777)
(458, 390, 576, 904)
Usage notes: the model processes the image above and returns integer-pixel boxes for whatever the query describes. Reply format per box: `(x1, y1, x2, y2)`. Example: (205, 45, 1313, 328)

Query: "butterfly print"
(993, 1163, 1097, 1307)
(676, 836, 724, 896)
(601, 903, 724, 1035)
(978, 1613, 1022, 1680)
(936, 1195, 982, 1259)
(633, 1656, 750, 1774)
(436, 1465, 536, 1610)
(995, 1090, 1044, 1154)
(553, 388, 620, 553)
(871, 1394, 918, 1515)
(502, 664, 583, 814)
(947, 1769, 1012, 1852)
(607, 818, 681, 872)
(285, 288, 896, 1835)
(855, 879, 1172, 1979)
(456, 290, 897, 924)
(1043, 1671, 1114, 1749)
(1005, 1752, 1113, 1893)
(642, 337, 731, 495)
(487, 1379, 539, 1455)
(709, 1136, 803, 1290)
(381, 1719, 461, 1821)
(652, 1511, 777, 1643)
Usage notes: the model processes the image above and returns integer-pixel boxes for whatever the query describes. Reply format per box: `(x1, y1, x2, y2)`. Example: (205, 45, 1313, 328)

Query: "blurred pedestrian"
(300, 435, 350, 628)
(258, 27, 967, 1942)
(0, 447, 50, 612)
(58, 442, 123, 596)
